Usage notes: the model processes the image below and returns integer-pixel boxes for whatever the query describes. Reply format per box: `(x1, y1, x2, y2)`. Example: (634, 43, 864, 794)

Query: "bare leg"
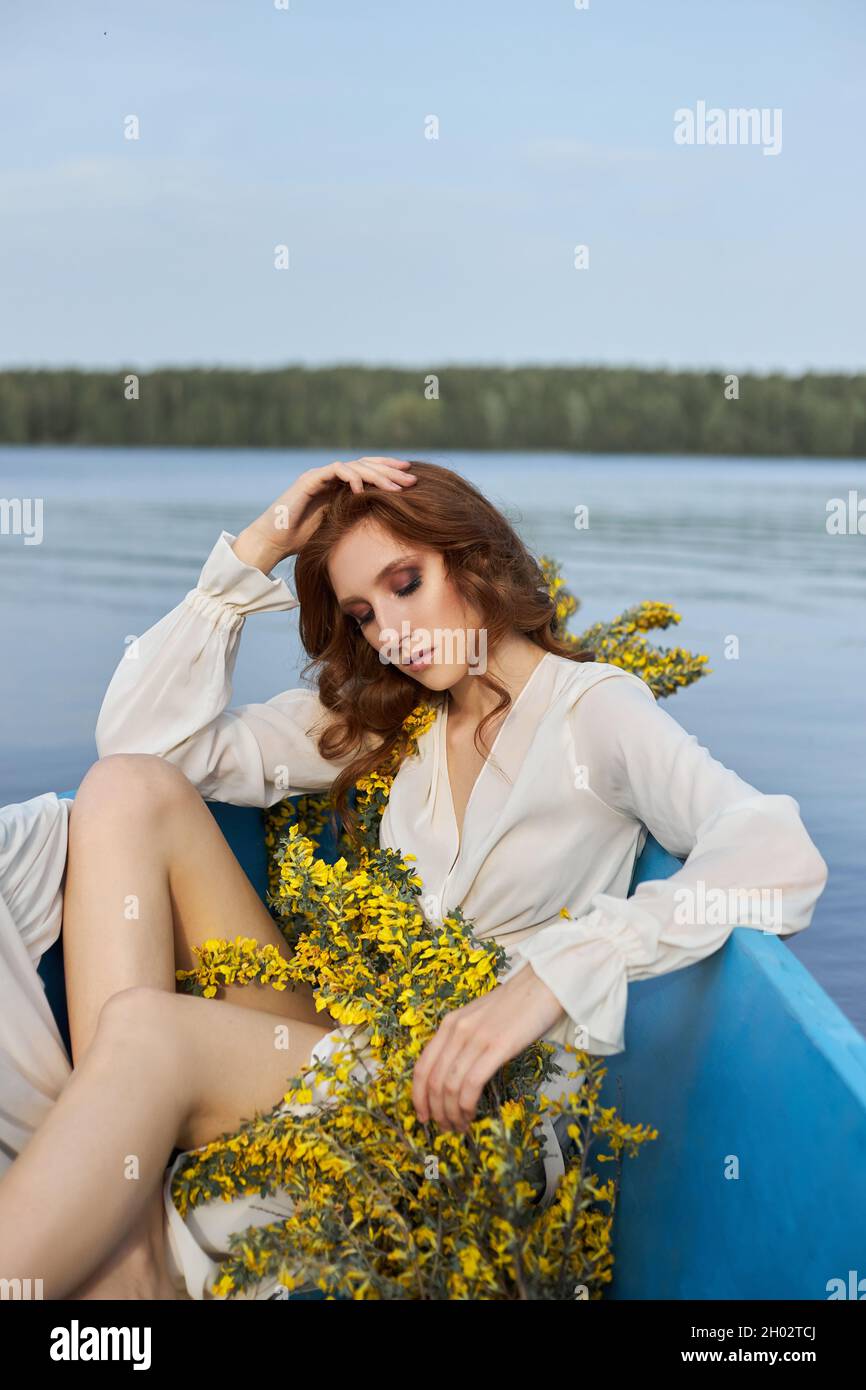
(63, 754, 333, 1061)
(57, 754, 330, 1298)
(0, 985, 332, 1301)
(70, 1179, 175, 1300)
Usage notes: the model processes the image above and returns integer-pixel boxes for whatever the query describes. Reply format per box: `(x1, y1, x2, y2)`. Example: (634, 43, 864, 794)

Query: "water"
(1, 445, 864, 1037)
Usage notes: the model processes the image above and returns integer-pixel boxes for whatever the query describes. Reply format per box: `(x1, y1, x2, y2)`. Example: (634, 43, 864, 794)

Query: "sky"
(1, 0, 863, 374)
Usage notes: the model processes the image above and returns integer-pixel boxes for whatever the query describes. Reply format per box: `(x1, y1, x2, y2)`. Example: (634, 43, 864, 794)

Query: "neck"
(446, 637, 546, 724)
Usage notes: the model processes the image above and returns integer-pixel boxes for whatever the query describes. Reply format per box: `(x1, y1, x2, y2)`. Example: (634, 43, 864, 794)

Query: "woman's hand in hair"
(411, 966, 568, 1134)
(232, 457, 418, 574)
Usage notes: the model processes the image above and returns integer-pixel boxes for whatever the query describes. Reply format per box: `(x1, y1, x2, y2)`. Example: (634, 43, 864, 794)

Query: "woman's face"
(328, 519, 487, 688)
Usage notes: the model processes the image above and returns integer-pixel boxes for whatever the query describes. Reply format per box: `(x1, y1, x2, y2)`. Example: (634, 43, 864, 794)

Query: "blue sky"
(1, 0, 863, 373)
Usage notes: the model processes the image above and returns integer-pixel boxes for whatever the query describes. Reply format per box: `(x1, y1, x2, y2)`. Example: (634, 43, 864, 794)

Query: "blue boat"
(38, 789, 866, 1301)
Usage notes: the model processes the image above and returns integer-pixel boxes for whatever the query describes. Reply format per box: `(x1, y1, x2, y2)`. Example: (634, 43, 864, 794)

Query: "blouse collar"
(380, 650, 566, 921)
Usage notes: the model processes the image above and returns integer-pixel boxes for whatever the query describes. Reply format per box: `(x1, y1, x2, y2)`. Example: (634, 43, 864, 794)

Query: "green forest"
(0, 365, 863, 456)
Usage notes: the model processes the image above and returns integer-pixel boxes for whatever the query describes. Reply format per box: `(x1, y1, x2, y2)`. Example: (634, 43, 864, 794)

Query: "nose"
(371, 598, 425, 665)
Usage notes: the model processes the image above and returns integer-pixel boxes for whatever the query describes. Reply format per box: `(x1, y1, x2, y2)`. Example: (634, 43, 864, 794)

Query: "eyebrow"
(337, 554, 422, 609)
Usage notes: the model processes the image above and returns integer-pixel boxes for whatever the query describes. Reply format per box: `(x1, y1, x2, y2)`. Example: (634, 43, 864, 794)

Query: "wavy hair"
(291, 459, 596, 845)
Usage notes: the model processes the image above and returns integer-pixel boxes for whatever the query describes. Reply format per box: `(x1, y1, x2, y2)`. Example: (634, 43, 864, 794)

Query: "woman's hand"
(411, 965, 568, 1134)
(232, 457, 418, 574)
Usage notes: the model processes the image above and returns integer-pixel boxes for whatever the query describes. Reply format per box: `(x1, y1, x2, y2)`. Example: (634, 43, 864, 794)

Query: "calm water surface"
(1, 446, 863, 1036)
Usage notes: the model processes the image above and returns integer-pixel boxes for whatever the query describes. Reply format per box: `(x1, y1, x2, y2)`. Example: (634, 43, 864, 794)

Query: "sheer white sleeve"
(0, 793, 71, 964)
(511, 669, 829, 1055)
(95, 530, 361, 807)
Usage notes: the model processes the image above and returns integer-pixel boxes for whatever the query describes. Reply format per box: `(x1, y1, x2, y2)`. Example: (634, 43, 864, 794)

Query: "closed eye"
(354, 574, 422, 629)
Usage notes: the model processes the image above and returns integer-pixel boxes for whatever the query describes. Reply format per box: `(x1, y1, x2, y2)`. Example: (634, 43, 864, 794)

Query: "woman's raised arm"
(95, 531, 355, 806)
(95, 455, 418, 806)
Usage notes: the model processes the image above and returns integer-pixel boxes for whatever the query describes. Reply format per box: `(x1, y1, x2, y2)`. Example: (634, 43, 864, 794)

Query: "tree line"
(0, 365, 863, 456)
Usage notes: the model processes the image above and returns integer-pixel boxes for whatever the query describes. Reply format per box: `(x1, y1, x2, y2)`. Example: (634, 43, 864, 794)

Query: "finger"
(332, 463, 364, 494)
(387, 471, 418, 485)
(442, 1032, 496, 1132)
(355, 463, 402, 490)
(322, 455, 414, 489)
(454, 1042, 501, 1133)
(355, 460, 417, 489)
(413, 1003, 483, 1126)
(427, 1026, 483, 1131)
(442, 1064, 476, 1133)
(412, 1024, 450, 1124)
(366, 458, 417, 480)
(358, 464, 414, 475)
(413, 1015, 464, 1125)
(425, 1042, 462, 1131)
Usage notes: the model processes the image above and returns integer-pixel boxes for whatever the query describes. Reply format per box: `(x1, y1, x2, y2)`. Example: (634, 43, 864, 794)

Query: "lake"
(1, 445, 864, 1037)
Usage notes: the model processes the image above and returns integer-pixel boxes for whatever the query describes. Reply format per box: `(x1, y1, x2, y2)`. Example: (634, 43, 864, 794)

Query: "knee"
(95, 986, 179, 1054)
(94, 988, 193, 1133)
(73, 754, 198, 825)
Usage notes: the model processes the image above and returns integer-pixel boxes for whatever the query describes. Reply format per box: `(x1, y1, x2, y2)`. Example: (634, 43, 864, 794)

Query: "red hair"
(291, 459, 595, 844)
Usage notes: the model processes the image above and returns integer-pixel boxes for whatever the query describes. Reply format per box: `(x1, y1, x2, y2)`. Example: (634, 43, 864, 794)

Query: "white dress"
(0, 530, 830, 1299)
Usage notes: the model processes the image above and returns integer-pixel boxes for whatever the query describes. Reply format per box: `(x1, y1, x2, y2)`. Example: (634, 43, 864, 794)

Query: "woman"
(0, 456, 829, 1300)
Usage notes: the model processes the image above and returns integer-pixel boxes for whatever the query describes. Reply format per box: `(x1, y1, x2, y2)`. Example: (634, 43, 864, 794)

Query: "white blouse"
(0, 792, 74, 1179)
(95, 530, 830, 1057)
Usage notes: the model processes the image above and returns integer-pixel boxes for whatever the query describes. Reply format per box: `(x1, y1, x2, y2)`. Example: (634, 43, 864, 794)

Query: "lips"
(403, 648, 432, 668)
